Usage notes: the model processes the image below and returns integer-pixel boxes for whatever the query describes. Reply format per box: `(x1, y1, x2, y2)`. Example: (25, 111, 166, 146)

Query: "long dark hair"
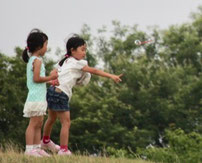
(59, 34, 86, 66)
(22, 29, 48, 63)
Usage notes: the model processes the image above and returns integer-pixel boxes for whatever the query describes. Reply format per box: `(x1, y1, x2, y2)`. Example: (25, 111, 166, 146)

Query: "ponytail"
(59, 57, 67, 66)
(59, 54, 70, 66)
(22, 48, 29, 63)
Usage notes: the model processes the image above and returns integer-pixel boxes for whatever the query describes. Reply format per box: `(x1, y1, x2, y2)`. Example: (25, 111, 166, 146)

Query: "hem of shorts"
(48, 108, 70, 111)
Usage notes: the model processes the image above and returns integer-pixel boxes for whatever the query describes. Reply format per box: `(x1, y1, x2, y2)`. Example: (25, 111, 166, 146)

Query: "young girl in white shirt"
(41, 34, 122, 155)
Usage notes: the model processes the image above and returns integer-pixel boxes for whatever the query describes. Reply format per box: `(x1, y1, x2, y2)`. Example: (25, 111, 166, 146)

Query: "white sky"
(0, 0, 201, 57)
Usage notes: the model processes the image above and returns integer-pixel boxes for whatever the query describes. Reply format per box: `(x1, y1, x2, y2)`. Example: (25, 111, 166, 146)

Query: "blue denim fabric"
(47, 86, 70, 111)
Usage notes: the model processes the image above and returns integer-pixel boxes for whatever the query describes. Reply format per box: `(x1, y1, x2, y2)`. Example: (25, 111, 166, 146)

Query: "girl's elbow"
(33, 77, 40, 83)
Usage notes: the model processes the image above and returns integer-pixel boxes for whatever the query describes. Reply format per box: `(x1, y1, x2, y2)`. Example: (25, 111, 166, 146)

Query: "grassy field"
(0, 153, 154, 163)
(0, 145, 154, 163)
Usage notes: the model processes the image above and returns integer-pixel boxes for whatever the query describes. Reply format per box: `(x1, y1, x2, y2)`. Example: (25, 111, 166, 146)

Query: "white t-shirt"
(55, 57, 91, 100)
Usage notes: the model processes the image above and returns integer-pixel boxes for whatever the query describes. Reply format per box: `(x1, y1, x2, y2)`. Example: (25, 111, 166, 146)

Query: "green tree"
(137, 128, 202, 163)
(0, 49, 27, 146)
(1, 7, 202, 161)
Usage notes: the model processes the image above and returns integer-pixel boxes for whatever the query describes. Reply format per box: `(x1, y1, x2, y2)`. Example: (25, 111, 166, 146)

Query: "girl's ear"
(71, 48, 76, 54)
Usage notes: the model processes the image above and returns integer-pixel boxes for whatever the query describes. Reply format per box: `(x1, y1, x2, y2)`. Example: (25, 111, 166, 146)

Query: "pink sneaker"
(41, 140, 60, 152)
(58, 149, 72, 156)
(37, 149, 51, 157)
(25, 149, 42, 157)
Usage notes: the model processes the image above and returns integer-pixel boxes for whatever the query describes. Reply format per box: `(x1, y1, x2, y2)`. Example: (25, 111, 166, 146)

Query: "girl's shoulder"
(61, 57, 88, 70)
(69, 57, 87, 64)
(27, 56, 44, 71)
(68, 57, 88, 68)
(29, 56, 42, 62)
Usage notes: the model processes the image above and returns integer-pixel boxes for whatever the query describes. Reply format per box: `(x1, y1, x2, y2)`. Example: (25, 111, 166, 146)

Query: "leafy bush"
(137, 129, 202, 163)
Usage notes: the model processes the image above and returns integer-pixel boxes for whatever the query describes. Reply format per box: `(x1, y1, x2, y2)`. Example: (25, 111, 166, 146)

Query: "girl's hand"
(50, 69, 58, 80)
(48, 79, 59, 86)
(110, 74, 123, 83)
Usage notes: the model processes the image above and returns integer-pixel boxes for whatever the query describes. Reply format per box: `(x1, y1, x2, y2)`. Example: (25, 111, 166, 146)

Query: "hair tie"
(65, 54, 70, 58)
(26, 46, 31, 57)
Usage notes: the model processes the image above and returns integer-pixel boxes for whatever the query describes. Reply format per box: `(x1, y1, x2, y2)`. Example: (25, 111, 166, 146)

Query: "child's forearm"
(33, 75, 52, 83)
(87, 68, 112, 78)
(83, 66, 122, 83)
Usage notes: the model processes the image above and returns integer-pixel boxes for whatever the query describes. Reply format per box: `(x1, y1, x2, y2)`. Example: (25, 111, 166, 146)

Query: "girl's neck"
(32, 52, 41, 57)
(72, 56, 80, 61)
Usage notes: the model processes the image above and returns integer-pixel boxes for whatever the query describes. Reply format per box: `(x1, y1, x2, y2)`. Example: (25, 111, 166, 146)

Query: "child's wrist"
(51, 75, 54, 80)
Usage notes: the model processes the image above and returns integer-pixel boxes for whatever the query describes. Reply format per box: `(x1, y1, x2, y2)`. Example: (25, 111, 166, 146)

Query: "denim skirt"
(47, 86, 70, 111)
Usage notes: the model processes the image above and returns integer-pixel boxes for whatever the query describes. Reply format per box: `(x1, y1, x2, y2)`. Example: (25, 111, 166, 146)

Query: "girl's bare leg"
(43, 109, 57, 137)
(26, 116, 44, 145)
(57, 111, 71, 146)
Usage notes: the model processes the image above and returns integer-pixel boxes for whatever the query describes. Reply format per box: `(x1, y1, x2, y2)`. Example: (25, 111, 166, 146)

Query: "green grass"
(0, 144, 154, 163)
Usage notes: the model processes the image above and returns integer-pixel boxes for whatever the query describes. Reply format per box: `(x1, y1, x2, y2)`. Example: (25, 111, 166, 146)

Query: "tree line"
(0, 6, 202, 163)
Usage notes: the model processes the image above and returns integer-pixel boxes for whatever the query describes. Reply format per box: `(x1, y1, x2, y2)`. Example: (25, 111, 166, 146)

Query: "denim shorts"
(47, 86, 70, 111)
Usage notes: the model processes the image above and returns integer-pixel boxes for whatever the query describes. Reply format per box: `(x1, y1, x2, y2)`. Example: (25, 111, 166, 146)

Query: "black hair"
(59, 34, 86, 66)
(22, 29, 48, 63)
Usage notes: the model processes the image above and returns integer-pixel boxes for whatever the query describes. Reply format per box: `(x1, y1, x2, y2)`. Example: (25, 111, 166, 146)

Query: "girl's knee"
(37, 120, 43, 128)
(34, 119, 43, 128)
(61, 119, 71, 128)
(30, 122, 43, 129)
(47, 117, 56, 124)
(29, 118, 43, 128)
(47, 112, 57, 124)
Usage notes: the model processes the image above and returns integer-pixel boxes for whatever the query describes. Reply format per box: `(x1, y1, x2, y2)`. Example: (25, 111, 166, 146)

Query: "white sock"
(25, 145, 34, 152)
(33, 144, 41, 149)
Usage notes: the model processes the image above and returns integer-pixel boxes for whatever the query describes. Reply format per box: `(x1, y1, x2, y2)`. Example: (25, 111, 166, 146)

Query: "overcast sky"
(0, 0, 201, 57)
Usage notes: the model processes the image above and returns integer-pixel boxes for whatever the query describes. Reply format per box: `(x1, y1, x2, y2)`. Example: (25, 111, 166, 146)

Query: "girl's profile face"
(40, 40, 48, 56)
(72, 44, 87, 60)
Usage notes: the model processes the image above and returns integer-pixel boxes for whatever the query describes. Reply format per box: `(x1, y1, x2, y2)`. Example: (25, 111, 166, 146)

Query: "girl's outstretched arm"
(82, 65, 122, 83)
